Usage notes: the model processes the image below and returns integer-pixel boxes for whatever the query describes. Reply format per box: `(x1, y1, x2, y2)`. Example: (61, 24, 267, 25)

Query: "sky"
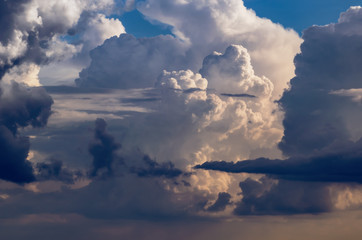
(1, 0, 362, 239)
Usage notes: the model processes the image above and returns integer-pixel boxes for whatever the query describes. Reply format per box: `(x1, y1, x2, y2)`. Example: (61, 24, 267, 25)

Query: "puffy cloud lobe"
(137, 0, 301, 98)
(156, 70, 207, 90)
(279, 6, 362, 157)
(89, 118, 122, 177)
(0, 82, 53, 183)
(76, 34, 189, 88)
(336, 6, 362, 35)
(206, 192, 232, 212)
(0, 0, 30, 45)
(0, 125, 34, 183)
(77, 0, 301, 99)
(0, 83, 53, 134)
(109, 65, 282, 200)
(2, 63, 42, 86)
(0, 0, 124, 85)
(200, 45, 273, 97)
(74, 12, 125, 56)
(0, 0, 78, 78)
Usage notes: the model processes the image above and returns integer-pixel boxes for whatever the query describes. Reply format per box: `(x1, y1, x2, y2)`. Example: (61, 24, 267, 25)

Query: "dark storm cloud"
(0, 126, 34, 183)
(131, 155, 183, 179)
(195, 140, 362, 183)
(278, 7, 362, 158)
(89, 118, 122, 177)
(0, 0, 30, 44)
(0, 84, 53, 134)
(0, 83, 53, 184)
(235, 177, 332, 215)
(206, 192, 232, 212)
(36, 159, 83, 184)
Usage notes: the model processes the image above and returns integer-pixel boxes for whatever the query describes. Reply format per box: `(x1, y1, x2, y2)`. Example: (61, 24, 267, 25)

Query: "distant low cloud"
(235, 177, 332, 215)
(89, 118, 122, 177)
(131, 155, 183, 179)
(36, 159, 83, 184)
(206, 192, 232, 212)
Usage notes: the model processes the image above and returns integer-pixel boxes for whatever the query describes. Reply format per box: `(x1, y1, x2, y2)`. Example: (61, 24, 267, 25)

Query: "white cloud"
(200, 44, 273, 97)
(0, 0, 125, 86)
(156, 70, 208, 90)
(137, 0, 302, 98)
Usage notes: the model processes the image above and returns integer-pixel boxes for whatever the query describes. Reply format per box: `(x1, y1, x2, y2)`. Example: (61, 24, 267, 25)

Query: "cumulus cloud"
(5, 0, 362, 222)
(76, 34, 189, 88)
(0, 0, 125, 85)
(200, 45, 273, 97)
(197, 6, 362, 215)
(76, 0, 301, 98)
(156, 70, 208, 91)
(98, 58, 282, 204)
(206, 192, 232, 212)
(0, 82, 53, 183)
(279, 5, 362, 157)
(88, 118, 122, 177)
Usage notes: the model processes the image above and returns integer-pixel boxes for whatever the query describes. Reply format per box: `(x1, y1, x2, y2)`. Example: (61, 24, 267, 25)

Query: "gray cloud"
(0, 0, 30, 44)
(35, 159, 83, 184)
(279, 6, 362, 157)
(89, 118, 122, 178)
(206, 192, 232, 212)
(235, 177, 332, 215)
(195, 139, 362, 183)
(0, 82, 53, 183)
(130, 155, 183, 179)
